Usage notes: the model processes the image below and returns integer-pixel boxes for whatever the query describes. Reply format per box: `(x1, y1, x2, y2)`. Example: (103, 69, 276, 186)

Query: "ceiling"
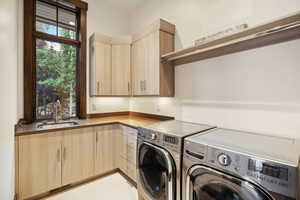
(100, 0, 144, 11)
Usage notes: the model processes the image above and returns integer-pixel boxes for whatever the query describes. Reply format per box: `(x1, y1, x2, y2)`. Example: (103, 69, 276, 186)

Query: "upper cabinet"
(89, 19, 175, 97)
(111, 37, 132, 96)
(132, 19, 175, 97)
(90, 34, 112, 96)
(89, 34, 132, 96)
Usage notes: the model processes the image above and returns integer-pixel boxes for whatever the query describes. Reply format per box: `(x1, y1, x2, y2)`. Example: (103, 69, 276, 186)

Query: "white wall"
(0, 0, 18, 199)
(128, 0, 300, 138)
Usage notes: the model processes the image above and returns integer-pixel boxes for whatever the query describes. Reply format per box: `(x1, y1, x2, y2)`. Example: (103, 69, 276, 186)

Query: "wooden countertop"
(15, 115, 163, 136)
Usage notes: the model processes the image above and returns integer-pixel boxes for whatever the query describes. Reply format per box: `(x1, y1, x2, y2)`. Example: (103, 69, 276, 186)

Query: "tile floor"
(45, 173, 138, 200)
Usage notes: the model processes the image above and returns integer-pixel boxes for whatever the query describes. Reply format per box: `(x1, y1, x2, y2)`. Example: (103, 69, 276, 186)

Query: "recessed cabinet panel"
(18, 133, 62, 199)
(95, 125, 117, 175)
(95, 42, 112, 96)
(112, 45, 131, 96)
(62, 128, 95, 185)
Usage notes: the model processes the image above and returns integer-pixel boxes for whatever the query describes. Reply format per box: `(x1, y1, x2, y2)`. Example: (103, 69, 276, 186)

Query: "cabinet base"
(19, 169, 128, 200)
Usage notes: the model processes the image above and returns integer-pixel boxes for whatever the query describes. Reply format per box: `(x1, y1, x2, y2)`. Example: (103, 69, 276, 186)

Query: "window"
(24, 0, 88, 122)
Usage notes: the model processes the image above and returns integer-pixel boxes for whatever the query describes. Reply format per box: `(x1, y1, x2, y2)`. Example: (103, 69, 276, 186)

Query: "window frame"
(24, 0, 88, 123)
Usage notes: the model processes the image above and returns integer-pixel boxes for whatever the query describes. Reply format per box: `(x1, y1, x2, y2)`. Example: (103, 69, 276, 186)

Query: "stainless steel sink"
(37, 121, 80, 129)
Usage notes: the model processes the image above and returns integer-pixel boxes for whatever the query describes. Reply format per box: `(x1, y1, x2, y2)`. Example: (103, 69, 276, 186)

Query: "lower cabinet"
(95, 125, 118, 175)
(17, 125, 138, 200)
(62, 128, 95, 185)
(18, 132, 62, 199)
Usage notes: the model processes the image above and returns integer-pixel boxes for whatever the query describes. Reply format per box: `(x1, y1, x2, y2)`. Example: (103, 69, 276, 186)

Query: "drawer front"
(127, 162, 137, 181)
(127, 145, 136, 164)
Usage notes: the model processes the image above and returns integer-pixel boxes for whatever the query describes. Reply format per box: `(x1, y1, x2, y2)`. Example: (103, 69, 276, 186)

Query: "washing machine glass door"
(138, 142, 176, 200)
(187, 166, 272, 200)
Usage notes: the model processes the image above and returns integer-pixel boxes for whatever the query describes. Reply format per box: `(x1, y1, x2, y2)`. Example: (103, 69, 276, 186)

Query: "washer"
(183, 128, 300, 200)
(137, 120, 215, 200)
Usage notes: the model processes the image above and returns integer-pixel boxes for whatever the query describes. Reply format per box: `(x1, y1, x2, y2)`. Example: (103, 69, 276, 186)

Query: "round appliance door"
(186, 165, 272, 200)
(138, 142, 176, 200)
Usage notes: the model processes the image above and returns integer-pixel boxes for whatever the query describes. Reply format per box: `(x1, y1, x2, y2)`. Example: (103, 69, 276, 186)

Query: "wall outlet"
(156, 104, 161, 112)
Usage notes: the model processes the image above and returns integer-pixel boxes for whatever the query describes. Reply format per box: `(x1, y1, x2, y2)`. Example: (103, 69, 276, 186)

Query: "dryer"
(183, 128, 300, 200)
(137, 120, 215, 200)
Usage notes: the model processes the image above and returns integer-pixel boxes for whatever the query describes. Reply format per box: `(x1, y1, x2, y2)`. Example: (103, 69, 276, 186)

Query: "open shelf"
(161, 12, 300, 66)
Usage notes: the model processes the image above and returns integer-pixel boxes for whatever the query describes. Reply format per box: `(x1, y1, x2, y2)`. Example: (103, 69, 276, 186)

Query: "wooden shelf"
(161, 12, 300, 66)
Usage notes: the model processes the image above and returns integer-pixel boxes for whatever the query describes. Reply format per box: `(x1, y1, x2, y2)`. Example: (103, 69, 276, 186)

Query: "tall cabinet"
(132, 19, 175, 96)
(90, 34, 132, 96)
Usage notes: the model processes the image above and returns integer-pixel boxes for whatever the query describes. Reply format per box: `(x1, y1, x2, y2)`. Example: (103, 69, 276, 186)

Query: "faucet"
(54, 100, 62, 123)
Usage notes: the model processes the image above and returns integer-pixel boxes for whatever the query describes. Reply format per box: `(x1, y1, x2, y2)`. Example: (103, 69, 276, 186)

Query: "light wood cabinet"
(112, 37, 132, 96)
(132, 19, 175, 97)
(95, 125, 118, 175)
(90, 34, 112, 96)
(16, 125, 139, 199)
(18, 132, 62, 199)
(62, 128, 95, 185)
(90, 34, 132, 96)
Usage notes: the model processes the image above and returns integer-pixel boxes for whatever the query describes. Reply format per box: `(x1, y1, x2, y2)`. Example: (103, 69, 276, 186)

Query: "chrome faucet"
(54, 100, 62, 123)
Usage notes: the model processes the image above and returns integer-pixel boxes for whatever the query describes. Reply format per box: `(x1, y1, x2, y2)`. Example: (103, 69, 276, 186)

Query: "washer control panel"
(206, 147, 297, 199)
(138, 127, 180, 153)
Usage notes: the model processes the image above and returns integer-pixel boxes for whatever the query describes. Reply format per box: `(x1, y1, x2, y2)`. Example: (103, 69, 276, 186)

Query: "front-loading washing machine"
(136, 120, 215, 200)
(183, 128, 300, 200)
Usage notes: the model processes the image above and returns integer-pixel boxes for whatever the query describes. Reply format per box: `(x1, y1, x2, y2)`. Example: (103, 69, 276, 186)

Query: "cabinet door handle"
(144, 80, 146, 91)
(128, 82, 130, 93)
(97, 81, 100, 93)
(96, 133, 98, 143)
(63, 147, 67, 161)
(56, 149, 61, 162)
(140, 80, 143, 92)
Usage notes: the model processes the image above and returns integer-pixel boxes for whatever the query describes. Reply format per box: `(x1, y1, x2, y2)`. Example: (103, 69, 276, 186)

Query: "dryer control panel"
(206, 147, 297, 199)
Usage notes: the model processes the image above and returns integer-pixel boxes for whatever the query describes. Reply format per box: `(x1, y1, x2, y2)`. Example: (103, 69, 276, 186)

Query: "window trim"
(24, 0, 88, 123)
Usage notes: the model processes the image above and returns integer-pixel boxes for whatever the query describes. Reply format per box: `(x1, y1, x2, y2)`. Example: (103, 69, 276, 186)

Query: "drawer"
(127, 146, 137, 164)
(127, 162, 137, 181)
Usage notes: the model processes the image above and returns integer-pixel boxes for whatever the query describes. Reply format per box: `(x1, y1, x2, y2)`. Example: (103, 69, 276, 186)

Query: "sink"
(37, 121, 80, 129)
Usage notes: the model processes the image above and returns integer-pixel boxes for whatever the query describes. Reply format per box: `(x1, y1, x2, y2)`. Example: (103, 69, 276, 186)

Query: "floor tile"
(45, 173, 138, 200)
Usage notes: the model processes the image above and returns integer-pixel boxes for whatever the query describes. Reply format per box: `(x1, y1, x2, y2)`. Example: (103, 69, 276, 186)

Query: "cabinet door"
(62, 128, 95, 185)
(18, 133, 62, 199)
(95, 42, 112, 96)
(95, 125, 117, 175)
(112, 44, 131, 96)
(132, 39, 146, 95)
(115, 126, 127, 173)
(144, 32, 159, 95)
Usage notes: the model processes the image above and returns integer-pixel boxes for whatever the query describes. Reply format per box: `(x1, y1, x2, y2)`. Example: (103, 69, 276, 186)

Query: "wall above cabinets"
(89, 19, 176, 98)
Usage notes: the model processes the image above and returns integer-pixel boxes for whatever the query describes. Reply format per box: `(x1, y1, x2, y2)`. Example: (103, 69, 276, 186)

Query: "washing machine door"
(186, 165, 272, 200)
(138, 142, 176, 200)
